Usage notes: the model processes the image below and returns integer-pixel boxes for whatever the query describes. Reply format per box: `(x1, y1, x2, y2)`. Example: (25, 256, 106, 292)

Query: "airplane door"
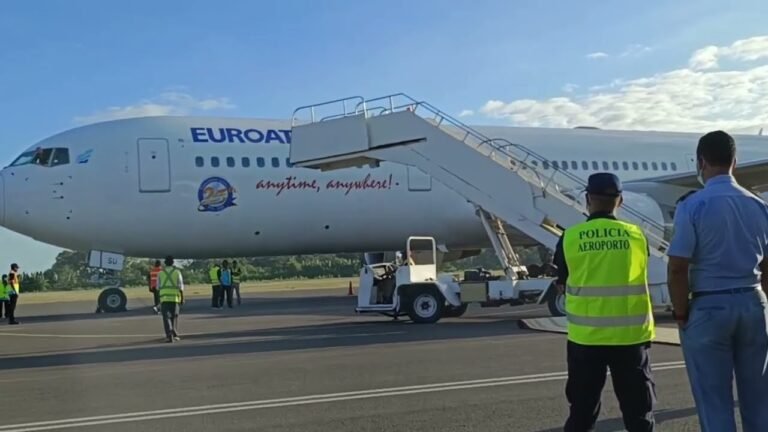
(407, 167, 431, 191)
(137, 138, 171, 192)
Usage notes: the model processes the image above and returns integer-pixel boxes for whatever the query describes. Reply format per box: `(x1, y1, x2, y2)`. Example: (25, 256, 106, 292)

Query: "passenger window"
(632, 162, 639, 170)
(257, 157, 265, 168)
(612, 161, 619, 170)
(570, 161, 577, 170)
(561, 161, 568, 170)
(50, 148, 70, 166)
(195, 156, 204, 167)
(211, 157, 220, 168)
(226, 157, 235, 168)
(661, 162, 668, 171)
(602, 161, 609, 170)
(642, 162, 648, 170)
(622, 161, 629, 170)
(581, 161, 588, 170)
(552, 161, 559, 169)
(651, 162, 658, 171)
(670, 162, 677, 171)
(241, 157, 250, 168)
(543, 161, 550, 170)
(592, 161, 599, 170)
(271, 157, 280, 168)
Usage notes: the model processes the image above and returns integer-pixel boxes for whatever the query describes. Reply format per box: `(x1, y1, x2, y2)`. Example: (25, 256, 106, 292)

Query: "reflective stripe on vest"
(563, 218, 655, 346)
(209, 267, 219, 284)
(158, 268, 182, 303)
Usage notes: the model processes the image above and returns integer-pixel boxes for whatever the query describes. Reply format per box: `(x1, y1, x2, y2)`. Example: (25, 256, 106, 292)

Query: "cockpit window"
(50, 148, 70, 166)
(9, 147, 70, 167)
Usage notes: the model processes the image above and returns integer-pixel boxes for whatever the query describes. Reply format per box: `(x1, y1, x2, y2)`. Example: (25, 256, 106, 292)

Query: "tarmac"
(0, 288, 737, 431)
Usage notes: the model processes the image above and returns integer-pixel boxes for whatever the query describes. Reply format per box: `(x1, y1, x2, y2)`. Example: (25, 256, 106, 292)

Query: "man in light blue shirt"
(667, 130, 768, 432)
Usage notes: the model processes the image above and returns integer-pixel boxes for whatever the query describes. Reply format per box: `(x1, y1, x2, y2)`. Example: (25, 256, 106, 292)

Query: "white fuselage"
(2, 116, 768, 259)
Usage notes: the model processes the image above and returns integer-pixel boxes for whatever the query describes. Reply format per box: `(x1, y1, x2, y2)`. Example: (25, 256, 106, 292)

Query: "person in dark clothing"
(218, 260, 234, 308)
(553, 173, 656, 432)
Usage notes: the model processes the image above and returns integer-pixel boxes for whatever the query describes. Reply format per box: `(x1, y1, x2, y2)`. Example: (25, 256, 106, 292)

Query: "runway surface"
(0, 289, 733, 431)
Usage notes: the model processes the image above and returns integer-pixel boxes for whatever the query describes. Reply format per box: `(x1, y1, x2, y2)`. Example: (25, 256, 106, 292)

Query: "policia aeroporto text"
(553, 173, 656, 432)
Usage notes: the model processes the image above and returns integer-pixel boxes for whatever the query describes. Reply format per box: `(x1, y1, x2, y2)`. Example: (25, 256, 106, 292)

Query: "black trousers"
(211, 285, 221, 307)
(564, 340, 656, 432)
(6, 295, 17, 322)
(221, 285, 233, 308)
(0, 300, 6, 318)
(160, 302, 180, 338)
(151, 290, 160, 307)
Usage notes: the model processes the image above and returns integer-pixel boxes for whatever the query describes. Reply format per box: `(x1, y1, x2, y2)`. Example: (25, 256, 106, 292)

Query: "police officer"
(231, 260, 242, 306)
(553, 173, 656, 432)
(158, 256, 184, 343)
(668, 131, 768, 431)
(7, 264, 20, 325)
(209, 262, 221, 309)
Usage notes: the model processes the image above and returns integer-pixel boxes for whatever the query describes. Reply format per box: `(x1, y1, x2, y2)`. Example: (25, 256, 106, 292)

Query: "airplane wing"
(627, 158, 768, 192)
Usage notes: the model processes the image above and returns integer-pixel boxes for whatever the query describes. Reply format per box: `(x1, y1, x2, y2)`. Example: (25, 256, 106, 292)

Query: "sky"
(2, 0, 768, 271)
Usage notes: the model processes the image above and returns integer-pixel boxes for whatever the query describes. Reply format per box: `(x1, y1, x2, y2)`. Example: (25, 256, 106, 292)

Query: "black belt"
(691, 287, 758, 298)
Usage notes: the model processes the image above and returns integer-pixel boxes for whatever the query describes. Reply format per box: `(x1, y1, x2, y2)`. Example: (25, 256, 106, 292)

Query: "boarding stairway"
(288, 94, 671, 302)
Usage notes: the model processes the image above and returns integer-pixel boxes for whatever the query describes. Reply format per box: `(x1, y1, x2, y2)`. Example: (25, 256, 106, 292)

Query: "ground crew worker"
(148, 260, 162, 314)
(667, 131, 768, 431)
(231, 260, 242, 306)
(209, 262, 221, 309)
(553, 173, 656, 432)
(219, 260, 233, 308)
(0, 275, 8, 321)
(7, 264, 20, 325)
(157, 255, 184, 343)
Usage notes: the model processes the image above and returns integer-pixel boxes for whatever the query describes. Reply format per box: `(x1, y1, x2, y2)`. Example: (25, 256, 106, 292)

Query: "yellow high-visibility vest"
(158, 268, 182, 304)
(0, 282, 8, 301)
(209, 266, 220, 284)
(563, 218, 655, 346)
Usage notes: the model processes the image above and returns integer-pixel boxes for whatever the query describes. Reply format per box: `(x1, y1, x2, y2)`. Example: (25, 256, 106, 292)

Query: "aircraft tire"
(547, 288, 566, 317)
(443, 303, 469, 318)
(98, 287, 127, 313)
(405, 285, 444, 324)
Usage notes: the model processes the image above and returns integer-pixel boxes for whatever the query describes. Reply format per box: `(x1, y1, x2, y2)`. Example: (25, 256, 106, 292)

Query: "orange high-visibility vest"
(149, 267, 162, 291)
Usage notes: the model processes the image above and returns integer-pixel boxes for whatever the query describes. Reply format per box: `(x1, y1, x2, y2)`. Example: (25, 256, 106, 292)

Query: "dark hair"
(10, 263, 18, 270)
(697, 131, 735, 168)
(164, 255, 174, 266)
(154, 260, 162, 267)
(588, 193, 621, 212)
(222, 260, 229, 266)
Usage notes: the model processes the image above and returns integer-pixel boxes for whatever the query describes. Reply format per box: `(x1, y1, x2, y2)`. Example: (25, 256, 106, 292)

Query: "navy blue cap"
(586, 173, 622, 196)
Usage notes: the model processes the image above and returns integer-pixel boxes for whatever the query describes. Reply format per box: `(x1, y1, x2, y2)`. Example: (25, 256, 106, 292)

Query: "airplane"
(3, 116, 768, 311)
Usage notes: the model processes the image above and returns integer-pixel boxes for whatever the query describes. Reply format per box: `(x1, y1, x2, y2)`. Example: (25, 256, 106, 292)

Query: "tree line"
(16, 246, 552, 292)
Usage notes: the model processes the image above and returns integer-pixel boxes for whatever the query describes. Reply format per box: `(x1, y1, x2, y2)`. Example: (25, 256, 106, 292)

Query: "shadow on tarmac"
(0, 318, 543, 370)
(534, 406, 701, 431)
(12, 295, 356, 324)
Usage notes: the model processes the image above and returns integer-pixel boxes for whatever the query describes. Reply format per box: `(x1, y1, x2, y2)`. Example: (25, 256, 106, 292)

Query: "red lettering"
(260, 174, 394, 196)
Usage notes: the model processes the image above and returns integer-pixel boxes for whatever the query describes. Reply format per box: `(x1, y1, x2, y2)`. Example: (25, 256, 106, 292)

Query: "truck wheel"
(98, 288, 127, 313)
(406, 286, 444, 324)
(547, 288, 566, 317)
(444, 303, 469, 318)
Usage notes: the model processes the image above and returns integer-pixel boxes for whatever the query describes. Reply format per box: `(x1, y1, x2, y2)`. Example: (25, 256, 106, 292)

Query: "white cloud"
(620, 44, 652, 57)
(561, 83, 579, 93)
(480, 35, 768, 134)
(74, 92, 236, 124)
(458, 109, 474, 117)
(689, 36, 768, 71)
(586, 52, 608, 59)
